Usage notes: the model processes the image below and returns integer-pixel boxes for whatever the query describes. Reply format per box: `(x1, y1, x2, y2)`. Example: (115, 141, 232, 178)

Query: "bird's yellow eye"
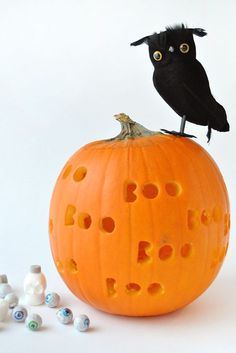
(179, 43, 189, 53)
(153, 50, 162, 61)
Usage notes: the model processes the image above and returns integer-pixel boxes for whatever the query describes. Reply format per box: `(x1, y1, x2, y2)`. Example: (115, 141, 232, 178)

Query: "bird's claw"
(160, 129, 196, 138)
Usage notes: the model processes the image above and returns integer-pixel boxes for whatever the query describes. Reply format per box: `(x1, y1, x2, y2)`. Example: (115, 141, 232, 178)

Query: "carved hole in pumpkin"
(125, 181, 137, 202)
(225, 242, 229, 256)
(142, 183, 158, 199)
(219, 248, 225, 263)
(106, 278, 117, 297)
(78, 213, 92, 229)
(62, 164, 72, 179)
(201, 210, 212, 226)
(159, 245, 173, 261)
(73, 167, 87, 182)
(210, 249, 219, 269)
(224, 213, 230, 236)
(181, 243, 193, 258)
(212, 206, 222, 223)
(224, 214, 228, 236)
(228, 214, 231, 231)
(219, 243, 229, 263)
(65, 205, 76, 225)
(126, 283, 141, 295)
(66, 259, 78, 274)
(137, 241, 152, 263)
(165, 182, 181, 196)
(147, 283, 164, 295)
(56, 260, 64, 273)
(187, 209, 200, 230)
(101, 217, 115, 233)
(49, 219, 53, 235)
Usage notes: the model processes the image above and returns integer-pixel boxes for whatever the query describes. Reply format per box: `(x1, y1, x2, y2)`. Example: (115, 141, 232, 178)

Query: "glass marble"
(56, 307, 73, 324)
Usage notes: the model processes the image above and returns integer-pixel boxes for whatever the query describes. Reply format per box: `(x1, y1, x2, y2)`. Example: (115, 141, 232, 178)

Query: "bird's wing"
(181, 60, 228, 131)
(182, 81, 213, 115)
(154, 60, 228, 131)
(182, 80, 228, 131)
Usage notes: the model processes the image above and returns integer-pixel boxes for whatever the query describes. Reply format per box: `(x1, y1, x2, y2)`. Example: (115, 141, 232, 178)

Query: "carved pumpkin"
(49, 114, 230, 316)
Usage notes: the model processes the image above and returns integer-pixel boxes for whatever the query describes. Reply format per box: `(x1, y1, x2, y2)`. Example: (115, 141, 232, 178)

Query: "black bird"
(131, 24, 229, 141)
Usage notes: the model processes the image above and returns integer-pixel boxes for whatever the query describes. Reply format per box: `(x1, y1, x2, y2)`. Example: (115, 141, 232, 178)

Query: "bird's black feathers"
(165, 23, 186, 31)
(131, 24, 207, 47)
(192, 28, 207, 37)
(130, 35, 150, 46)
(130, 24, 229, 141)
(165, 24, 207, 37)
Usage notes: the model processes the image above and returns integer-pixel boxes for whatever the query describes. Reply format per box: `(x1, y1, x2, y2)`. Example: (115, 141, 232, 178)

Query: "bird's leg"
(180, 115, 186, 134)
(206, 125, 212, 143)
(161, 115, 196, 138)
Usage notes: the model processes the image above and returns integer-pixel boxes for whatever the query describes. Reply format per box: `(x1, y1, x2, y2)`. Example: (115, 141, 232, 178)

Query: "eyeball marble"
(45, 292, 60, 308)
(25, 314, 42, 331)
(56, 307, 73, 324)
(74, 315, 90, 332)
(12, 306, 28, 322)
(5, 293, 19, 309)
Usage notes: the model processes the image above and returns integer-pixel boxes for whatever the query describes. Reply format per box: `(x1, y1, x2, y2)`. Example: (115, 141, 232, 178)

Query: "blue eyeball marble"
(12, 306, 28, 322)
(74, 315, 90, 332)
(26, 314, 42, 331)
(56, 307, 73, 324)
(45, 292, 60, 308)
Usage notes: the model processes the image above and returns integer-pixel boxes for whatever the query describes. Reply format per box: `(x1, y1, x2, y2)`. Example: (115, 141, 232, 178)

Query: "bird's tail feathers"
(215, 120, 230, 132)
(210, 103, 230, 132)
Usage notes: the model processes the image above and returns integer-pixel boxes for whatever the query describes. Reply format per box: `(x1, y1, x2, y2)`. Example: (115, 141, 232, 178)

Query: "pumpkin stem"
(108, 113, 161, 140)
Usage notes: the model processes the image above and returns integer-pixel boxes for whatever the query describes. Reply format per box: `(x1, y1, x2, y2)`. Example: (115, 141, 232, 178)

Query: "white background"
(0, 0, 235, 352)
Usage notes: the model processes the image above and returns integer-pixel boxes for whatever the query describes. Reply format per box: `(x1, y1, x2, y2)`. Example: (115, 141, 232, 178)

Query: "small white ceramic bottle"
(23, 265, 47, 305)
(0, 300, 9, 321)
(0, 274, 8, 284)
(0, 274, 12, 298)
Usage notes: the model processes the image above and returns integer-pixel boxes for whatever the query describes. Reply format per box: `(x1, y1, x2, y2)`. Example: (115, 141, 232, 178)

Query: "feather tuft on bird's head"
(130, 24, 207, 67)
(130, 24, 207, 47)
(130, 31, 167, 49)
(192, 28, 207, 37)
(165, 23, 207, 38)
(165, 23, 187, 32)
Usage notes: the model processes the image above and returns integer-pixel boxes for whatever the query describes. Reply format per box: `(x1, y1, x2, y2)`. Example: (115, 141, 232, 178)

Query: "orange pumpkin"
(49, 114, 230, 316)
